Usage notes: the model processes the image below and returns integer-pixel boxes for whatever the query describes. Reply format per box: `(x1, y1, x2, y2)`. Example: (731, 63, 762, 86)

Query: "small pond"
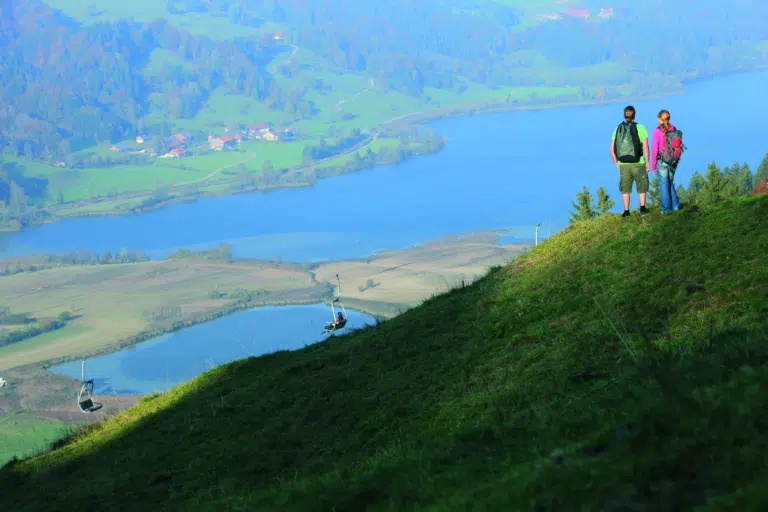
(49, 303, 376, 395)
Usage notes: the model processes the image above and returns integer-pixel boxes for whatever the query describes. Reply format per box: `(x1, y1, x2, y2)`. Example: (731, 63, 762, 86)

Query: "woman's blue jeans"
(658, 162, 680, 213)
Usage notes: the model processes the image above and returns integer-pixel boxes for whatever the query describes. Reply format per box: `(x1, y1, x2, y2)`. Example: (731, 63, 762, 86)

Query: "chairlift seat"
(323, 274, 348, 334)
(322, 319, 347, 334)
(77, 378, 102, 413)
(78, 398, 103, 413)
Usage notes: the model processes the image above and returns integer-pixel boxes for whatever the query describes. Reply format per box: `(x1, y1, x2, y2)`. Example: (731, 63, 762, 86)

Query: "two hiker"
(610, 105, 685, 216)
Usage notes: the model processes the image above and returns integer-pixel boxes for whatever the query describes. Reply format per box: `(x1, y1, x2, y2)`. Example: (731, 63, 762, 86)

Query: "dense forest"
(2, 0, 768, 164)
(0, 0, 283, 161)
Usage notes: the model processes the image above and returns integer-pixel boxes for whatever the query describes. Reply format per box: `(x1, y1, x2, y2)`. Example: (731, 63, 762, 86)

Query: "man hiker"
(610, 105, 650, 217)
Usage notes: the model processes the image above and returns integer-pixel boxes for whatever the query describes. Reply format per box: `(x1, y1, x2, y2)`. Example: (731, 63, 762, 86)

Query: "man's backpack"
(614, 121, 643, 163)
(659, 128, 685, 167)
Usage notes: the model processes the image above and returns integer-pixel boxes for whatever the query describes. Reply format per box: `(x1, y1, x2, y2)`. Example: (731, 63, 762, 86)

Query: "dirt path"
(336, 78, 375, 111)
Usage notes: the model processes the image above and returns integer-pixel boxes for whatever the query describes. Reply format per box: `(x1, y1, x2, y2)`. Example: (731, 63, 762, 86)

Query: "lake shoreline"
(10, 64, 768, 234)
(2, 228, 527, 374)
(13, 87, 688, 232)
(26, 290, 401, 373)
(26, 137, 446, 230)
(35, 298, 348, 372)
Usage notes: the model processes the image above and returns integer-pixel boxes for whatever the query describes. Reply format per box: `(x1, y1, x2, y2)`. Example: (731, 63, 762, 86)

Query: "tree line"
(0, 248, 150, 277)
(0, 242, 243, 279)
(0, 306, 75, 348)
(185, 0, 768, 94)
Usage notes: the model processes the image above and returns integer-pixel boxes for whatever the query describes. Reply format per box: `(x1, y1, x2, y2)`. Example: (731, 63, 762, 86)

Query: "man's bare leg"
(622, 193, 630, 210)
(638, 192, 646, 207)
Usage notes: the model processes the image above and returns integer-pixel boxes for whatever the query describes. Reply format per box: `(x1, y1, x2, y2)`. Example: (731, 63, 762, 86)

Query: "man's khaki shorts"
(619, 163, 649, 194)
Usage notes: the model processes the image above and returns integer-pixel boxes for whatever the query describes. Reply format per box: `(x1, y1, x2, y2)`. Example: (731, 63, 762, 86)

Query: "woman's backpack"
(660, 129, 686, 167)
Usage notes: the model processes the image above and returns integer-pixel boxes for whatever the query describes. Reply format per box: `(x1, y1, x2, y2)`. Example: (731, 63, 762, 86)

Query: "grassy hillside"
(0, 414, 74, 468)
(2, 196, 768, 510)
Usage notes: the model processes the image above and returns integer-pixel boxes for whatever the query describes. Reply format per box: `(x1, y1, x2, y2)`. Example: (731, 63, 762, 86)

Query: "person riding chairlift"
(334, 311, 344, 325)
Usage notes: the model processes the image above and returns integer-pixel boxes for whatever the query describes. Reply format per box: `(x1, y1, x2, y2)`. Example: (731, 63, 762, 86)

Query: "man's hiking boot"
(622, 210, 630, 218)
(639, 206, 648, 215)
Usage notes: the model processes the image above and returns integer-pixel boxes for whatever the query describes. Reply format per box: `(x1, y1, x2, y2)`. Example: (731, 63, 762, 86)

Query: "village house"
(135, 135, 146, 144)
(247, 123, 270, 138)
(164, 133, 189, 150)
(208, 134, 240, 150)
(208, 135, 224, 151)
(221, 135, 240, 148)
(273, 32, 284, 41)
(160, 147, 188, 158)
(262, 130, 278, 142)
(109, 143, 129, 153)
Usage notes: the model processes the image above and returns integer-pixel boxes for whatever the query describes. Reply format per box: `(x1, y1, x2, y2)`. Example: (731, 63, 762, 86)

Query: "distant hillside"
(1, 0, 279, 160)
(2, 194, 767, 510)
(3, 0, 768, 161)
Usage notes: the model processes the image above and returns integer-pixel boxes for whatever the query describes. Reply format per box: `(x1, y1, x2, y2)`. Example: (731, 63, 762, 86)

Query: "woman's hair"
(657, 109, 671, 134)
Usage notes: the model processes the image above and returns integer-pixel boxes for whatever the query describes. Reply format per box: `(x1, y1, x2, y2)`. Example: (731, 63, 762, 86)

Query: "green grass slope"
(2, 197, 768, 510)
(0, 414, 74, 468)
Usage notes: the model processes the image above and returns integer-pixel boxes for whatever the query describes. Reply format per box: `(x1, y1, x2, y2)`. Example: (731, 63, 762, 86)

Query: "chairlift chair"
(77, 360, 102, 414)
(323, 274, 348, 334)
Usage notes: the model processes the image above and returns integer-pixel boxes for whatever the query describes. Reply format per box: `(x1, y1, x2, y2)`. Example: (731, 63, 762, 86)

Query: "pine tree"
(737, 162, 755, 195)
(569, 186, 597, 223)
(699, 161, 740, 204)
(723, 162, 755, 195)
(756, 153, 768, 185)
(596, 186, 615, 215)
(686, 171, 707, 204)
(648, 173, 661, 208)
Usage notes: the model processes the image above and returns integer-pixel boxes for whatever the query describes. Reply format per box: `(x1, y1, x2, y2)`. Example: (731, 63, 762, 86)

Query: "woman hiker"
(651, 109, 681, 214)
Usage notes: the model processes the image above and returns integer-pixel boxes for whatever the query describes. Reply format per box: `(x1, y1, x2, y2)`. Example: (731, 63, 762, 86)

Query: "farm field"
(0, 231, 527, 371)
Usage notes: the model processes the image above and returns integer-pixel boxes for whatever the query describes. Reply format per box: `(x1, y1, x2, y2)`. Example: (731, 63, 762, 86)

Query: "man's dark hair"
(624, 105, 636, 118)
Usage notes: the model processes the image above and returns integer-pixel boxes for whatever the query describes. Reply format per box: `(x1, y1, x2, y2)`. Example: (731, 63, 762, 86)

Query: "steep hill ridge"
(2, 196, 768, 510)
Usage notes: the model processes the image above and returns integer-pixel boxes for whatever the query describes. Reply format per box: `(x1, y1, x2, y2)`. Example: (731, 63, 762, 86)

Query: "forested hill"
(2, 0, 768, 162)
(0, 0, 278, 160)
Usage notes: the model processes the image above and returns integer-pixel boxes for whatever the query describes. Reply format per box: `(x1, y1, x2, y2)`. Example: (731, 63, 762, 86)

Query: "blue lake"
(49, 304, 376, 395)
(1, 70, 767, 262)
